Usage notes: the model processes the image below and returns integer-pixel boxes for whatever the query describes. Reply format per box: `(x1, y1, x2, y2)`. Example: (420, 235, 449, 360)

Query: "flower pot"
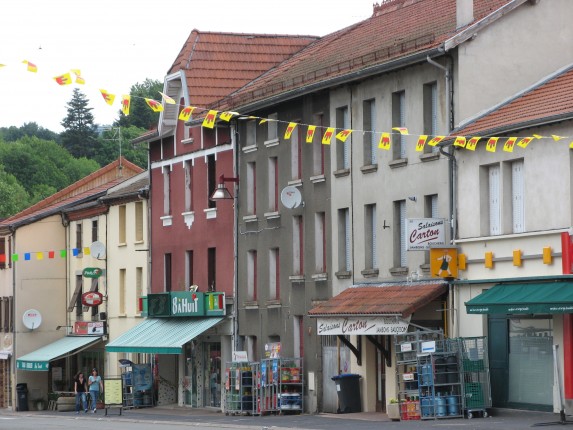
(387, 402, 400, 421)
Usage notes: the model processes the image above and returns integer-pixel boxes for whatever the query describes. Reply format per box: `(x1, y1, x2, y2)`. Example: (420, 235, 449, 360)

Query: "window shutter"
(399, 92, 406, 158)
(370, 100, 377, 164)
(372, 205, 378, 268)
(343, 108, 350, 169)
(512, 160, 524, 233)
(431, 194, 438, 218)
(489, 165, 501, 235)
(345, 209, 351, 271)
(400, 201, 407, 266)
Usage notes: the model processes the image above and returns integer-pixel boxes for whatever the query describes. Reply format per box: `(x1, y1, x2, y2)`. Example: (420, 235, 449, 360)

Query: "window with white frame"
(268, 157, 278, 212)
(268, 113, 278, 141)
(336, 106, 350, 170)
(135, 267, 143, 313)
(164, 253, 172, 292)
(269, 248, 280, 300)
(163, 166, 171, 215)
(291, 122, 302, 180)
(184, 160, 193, 212)
(119, 268, 126, 315)
(119, 205, 126, 244)
(338, 208, 351, 272)
(312, 113, 325, 176)
(394, 200, 407, 267)
(423, 82, 439, 154)
(489, 164, 501, 236)
(246, 120, 257, 147)
(247, 162, 256, 215)
(247, 250, 257, 300)
(207, 154, 216, 209)
(135, 201, 144, 242)
(364, 203, 377, 270)
(392, 90, 406, 159)
(315, 212, 326, 274)
(363, 99, 377, 165)
(424, 194, 438, 263)
(293, 216, 303, 276)
(512, 159, 525, 233)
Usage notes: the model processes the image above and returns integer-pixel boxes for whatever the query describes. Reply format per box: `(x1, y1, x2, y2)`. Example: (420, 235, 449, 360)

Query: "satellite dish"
(280, 186, 302, 209)
(90, 241, 106, 259)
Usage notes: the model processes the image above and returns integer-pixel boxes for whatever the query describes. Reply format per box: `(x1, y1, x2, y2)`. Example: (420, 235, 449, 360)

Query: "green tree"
(94, 125, 149, 168)
(0, 122, 60, 143)
(115, 78, 163, 130)
(0, 166, 30, 217)
(60, 88, 100, 158)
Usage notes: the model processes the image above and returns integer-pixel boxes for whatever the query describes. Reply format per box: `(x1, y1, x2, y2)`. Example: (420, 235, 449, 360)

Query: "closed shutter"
(399, 92, 406, 158)
(345, 209, 351, 271)
(512, 160, 524, 233)
(489, 165, 501, 235)
(68, 277, 83, 312)
(343, 108, 350, 169)
(372, 205, 378, 268)
(370, 101, 377, 164)
(431, 194, 438, 218)
(431, 84, 439, 153)
(400, 201, 407, 267)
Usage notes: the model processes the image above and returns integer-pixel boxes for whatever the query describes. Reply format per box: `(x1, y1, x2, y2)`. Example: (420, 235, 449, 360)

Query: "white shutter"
(512, 160, 525, 233)
(399, 92, 406, 158)
(431, 84, 439, 153)
(489, 165, 501, 235)
(291, 126, 299, 179)
(431, 194, 438, 218)
(345, 209, 351, 271)
(370, 100, 377, 164)
(400, 201, 407, 266)
(343, 108, 350, 169)
(372, 205, 378, 268)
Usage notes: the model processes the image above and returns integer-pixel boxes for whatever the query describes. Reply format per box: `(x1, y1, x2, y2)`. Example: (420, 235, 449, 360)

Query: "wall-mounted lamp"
(210, 174, 239, 201)
(408, 196, 417, 202)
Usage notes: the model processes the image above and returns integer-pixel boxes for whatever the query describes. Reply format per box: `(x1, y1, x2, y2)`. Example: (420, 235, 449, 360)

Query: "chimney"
(456, 0, 474, 29)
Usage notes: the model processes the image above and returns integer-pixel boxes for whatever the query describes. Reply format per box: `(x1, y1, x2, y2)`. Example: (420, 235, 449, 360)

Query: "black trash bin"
(16, 383, 28, 412)
(331, 374, 362, 413)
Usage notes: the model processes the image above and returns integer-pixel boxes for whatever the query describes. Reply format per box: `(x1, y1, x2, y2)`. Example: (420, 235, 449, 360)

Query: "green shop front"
(106, 291, 232, 408)
(465, 280, 573, 412)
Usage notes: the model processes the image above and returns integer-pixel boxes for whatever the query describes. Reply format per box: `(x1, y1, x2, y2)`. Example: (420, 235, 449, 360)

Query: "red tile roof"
(168, 30, 318, 108)
(454, 64, 573, 137)
(214, 0, 513, 111)
(308, 282, 447, 318)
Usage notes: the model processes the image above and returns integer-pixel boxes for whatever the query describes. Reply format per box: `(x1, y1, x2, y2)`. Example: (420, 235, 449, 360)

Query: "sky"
(0, 0, 375, 133)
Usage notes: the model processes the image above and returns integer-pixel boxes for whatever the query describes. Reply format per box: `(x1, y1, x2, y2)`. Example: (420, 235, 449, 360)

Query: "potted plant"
(387, 398, 401, 421)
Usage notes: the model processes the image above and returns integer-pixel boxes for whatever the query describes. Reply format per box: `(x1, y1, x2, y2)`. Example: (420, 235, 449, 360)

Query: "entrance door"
(375, 335, 387, 412)
(203, 342, 221, 407)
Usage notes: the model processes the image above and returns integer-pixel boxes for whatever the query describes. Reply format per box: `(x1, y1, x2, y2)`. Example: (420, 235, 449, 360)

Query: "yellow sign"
(104, 379, 122, 406)
(430, 247, 459, 279)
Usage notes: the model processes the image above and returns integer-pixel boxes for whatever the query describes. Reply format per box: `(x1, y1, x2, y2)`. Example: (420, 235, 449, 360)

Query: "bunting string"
(6, 247, 94, 263)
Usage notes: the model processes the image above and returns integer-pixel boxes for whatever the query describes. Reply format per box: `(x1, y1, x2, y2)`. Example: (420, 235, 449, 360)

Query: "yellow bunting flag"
(570, 141, 573, 149)
(159, 92, 176, 105)
(219, 111, 236, 122)
(53, 73, 72, 85)
(336, 129, 352, 142)
(145, 98, 164, 112)
(71, 69, 85, 84)
(284, 122, 298, 139)
(532, 134, 544, 139)
(22, 60, 37, 73)
(0, 64, 5, 68)
(517, 137, 534, 148)
(306, 125, 316, 143)
(415, 135, 428, 152)
(392, 127, 409, 135)
(465, 137, 481, 151)
(121, 95, 131, 116)
(259, 118, 268, 125)
(83, 247, 91, 255)
(428, 136, 445, 147)
(36, 252, 44, 261)
(322, 127, 335, 145)
(503, 137, 517, 153)
(486, 137, 499, 152)
(202, 110, 218, 129)
(552, 135, 565, 141)
(179, 106, 196, 121)
(99, 89, 115, 106)
(453, 136, 466, 148)
(378, 132, 391, 150)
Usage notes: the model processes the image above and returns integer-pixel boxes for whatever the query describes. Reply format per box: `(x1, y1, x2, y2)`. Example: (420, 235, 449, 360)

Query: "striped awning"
(17, 336, 102, 371)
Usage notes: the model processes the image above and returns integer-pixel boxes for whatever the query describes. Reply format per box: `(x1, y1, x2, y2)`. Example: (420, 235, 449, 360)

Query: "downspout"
(10, 226, 16, 410)
(231, 120, 240, 352)
(427, 55, 458, 337)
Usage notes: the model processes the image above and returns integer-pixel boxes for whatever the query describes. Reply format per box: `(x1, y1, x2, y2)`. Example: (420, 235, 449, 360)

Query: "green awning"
(17, 336, 102, 371)
(465, 282, 573, 314)
(105, 317, 223, 354)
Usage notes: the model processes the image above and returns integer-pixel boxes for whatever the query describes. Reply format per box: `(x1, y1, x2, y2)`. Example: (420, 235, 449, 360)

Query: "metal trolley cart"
(457, 337, 492, 418)
(224, 362, 259, 415)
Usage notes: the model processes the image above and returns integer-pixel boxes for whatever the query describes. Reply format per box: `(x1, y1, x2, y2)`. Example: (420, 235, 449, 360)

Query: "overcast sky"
(0, 0, 374, 132)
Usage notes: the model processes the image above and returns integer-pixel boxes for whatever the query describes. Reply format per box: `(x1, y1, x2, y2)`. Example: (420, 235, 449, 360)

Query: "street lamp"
(210, 175, 239, 201)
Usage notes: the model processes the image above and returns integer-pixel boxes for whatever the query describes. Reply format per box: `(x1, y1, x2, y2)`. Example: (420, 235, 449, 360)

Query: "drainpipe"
(230, 121, 240, 352)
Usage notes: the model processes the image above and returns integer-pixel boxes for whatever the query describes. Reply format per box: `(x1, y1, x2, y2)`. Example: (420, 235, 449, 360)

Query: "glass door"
(203, 342, 221, 407)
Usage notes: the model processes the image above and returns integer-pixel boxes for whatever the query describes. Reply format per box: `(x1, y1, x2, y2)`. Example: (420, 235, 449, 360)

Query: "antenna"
(280, 186, 303, 209)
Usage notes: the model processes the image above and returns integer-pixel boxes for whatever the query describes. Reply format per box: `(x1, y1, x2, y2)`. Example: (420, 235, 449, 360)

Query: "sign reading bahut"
(316, 316, 410, 335)
(406, 218, 446, 250)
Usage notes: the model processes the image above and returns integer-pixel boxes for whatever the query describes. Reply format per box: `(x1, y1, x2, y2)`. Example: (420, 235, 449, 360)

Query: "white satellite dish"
(280, 186, 303, 209)
(90, 241, 106, 259)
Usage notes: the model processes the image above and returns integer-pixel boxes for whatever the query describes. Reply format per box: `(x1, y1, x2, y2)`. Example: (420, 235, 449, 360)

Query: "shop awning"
(0, 351, 11, 360)
(105, 317, 224, 354)
(465, 282, 573, 314)
(16, 336, 102, 371)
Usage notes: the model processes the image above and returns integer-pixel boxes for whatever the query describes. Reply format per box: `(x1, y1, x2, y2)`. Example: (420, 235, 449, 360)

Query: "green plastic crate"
(465, 383, 484, 408)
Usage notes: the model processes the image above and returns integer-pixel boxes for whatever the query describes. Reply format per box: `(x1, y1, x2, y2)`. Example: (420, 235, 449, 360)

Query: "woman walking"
(88, 368, 104, 413)
(74, 372, 88, 413)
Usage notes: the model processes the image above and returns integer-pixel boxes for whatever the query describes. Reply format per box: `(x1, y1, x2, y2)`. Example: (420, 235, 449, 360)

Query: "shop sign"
(74, 320, 105, 335)
(316, 316, 409, 335)
(17, 361, 48, 371)
(148, 292, 225, 317)
(232, 351, 249, 362)
(81, 291, 104, 307)
(83, 267, 103, 278)
(406, 218, 446, 250)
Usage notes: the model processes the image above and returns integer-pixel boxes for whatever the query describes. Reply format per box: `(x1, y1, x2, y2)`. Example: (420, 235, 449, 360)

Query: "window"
(392, 91, 406, 159)
(184, 160, 193, 212)
(75, 275, 83, 317)
(0, 237, 8, 269)
(291, 122, 302, 180)
(135, 201, 144, 242)
(0, 297, 13, 332)
(336, 107, 350, 170)
(163, 166, 171, 215)
(186, 250, 194, 288)
(268, 157, 278, 212)
(135, 267, 143, 313)
(364, 204, 377, 270)
(512, 160, 524, 233)
(92, 219, 98, 242)
(269, 248, 280, 300)
(394, 200, 407, 267)
(76, 222, 82, 251)
(207, 154, 216, 208)
(119, 268, 126, 315)
(489, 165, 501, 236)
(246, 120, 257, 147)
(164, 253, 172, 292)
(315, 212, 326, 273)
(293, 316, 303, 358)
(312, 113, 325, 176)
(338, 208, 351, 272)
(247, 162, 256, 215)
(363, 99, 377, 165)
(208, 247, 216, 291)
(247, 250, 257, 300)
(424, 194, 438, 263)
(423, 82, 439, 154)
(268, 113, 278, 141)
(293, 216, 304, 276)
(119, 205, 126, 244)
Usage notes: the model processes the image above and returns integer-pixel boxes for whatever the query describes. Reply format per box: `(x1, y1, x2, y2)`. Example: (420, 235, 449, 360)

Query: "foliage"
(0, 122, 60, 143)
(60, 88, 100, 158)
(0, 166, 30, 218)
(114, 78, 163, 130)
(94, 126, 149, 169)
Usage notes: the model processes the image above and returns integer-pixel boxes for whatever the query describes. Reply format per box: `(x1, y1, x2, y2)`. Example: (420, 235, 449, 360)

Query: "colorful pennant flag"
(11, 254, 18, 262)
(486, 137, 499, 152)
(36, 252, 44, 260)
(72, 248, 80, 257)
(259, 118, 268, 125)
(428, 136, 445, 147)
(60, 249, 67, 258)
(503, 137, 517, 153)
(336, 129, 352, 142)
(466, 137, 481, 151)
(532, 134, 544, 139)
(24, 253, 31, 261)
(179, 106, 196, 122)
(99, 89, 116, 106)
(219, 111, 236, 122)
(22, 60, 37, 73)
(306, 125, 316, 143)
(71, 69, 85, 84)
(322, 127, 335, 145)
(392, 127, 409, 135)
(552, 135, 565, 141)
(145, 98, 164, 112)
(83, 247, 91, 255)
(517, 137, 534, 148)
(453, 136, 466, 148)
(48, 251, 55, 259)
(284, 122, 298, 139)
(378, 132, 391, 150)
(159, 92, 176, 105)
(53, 73, 72, 85)
(121, 95, 131, 116)
(415, 135, 428, 152)
(202, 110, 218, 129)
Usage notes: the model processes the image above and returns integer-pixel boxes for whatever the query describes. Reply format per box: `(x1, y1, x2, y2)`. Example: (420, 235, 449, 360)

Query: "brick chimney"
(456, 0, 474, 29)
